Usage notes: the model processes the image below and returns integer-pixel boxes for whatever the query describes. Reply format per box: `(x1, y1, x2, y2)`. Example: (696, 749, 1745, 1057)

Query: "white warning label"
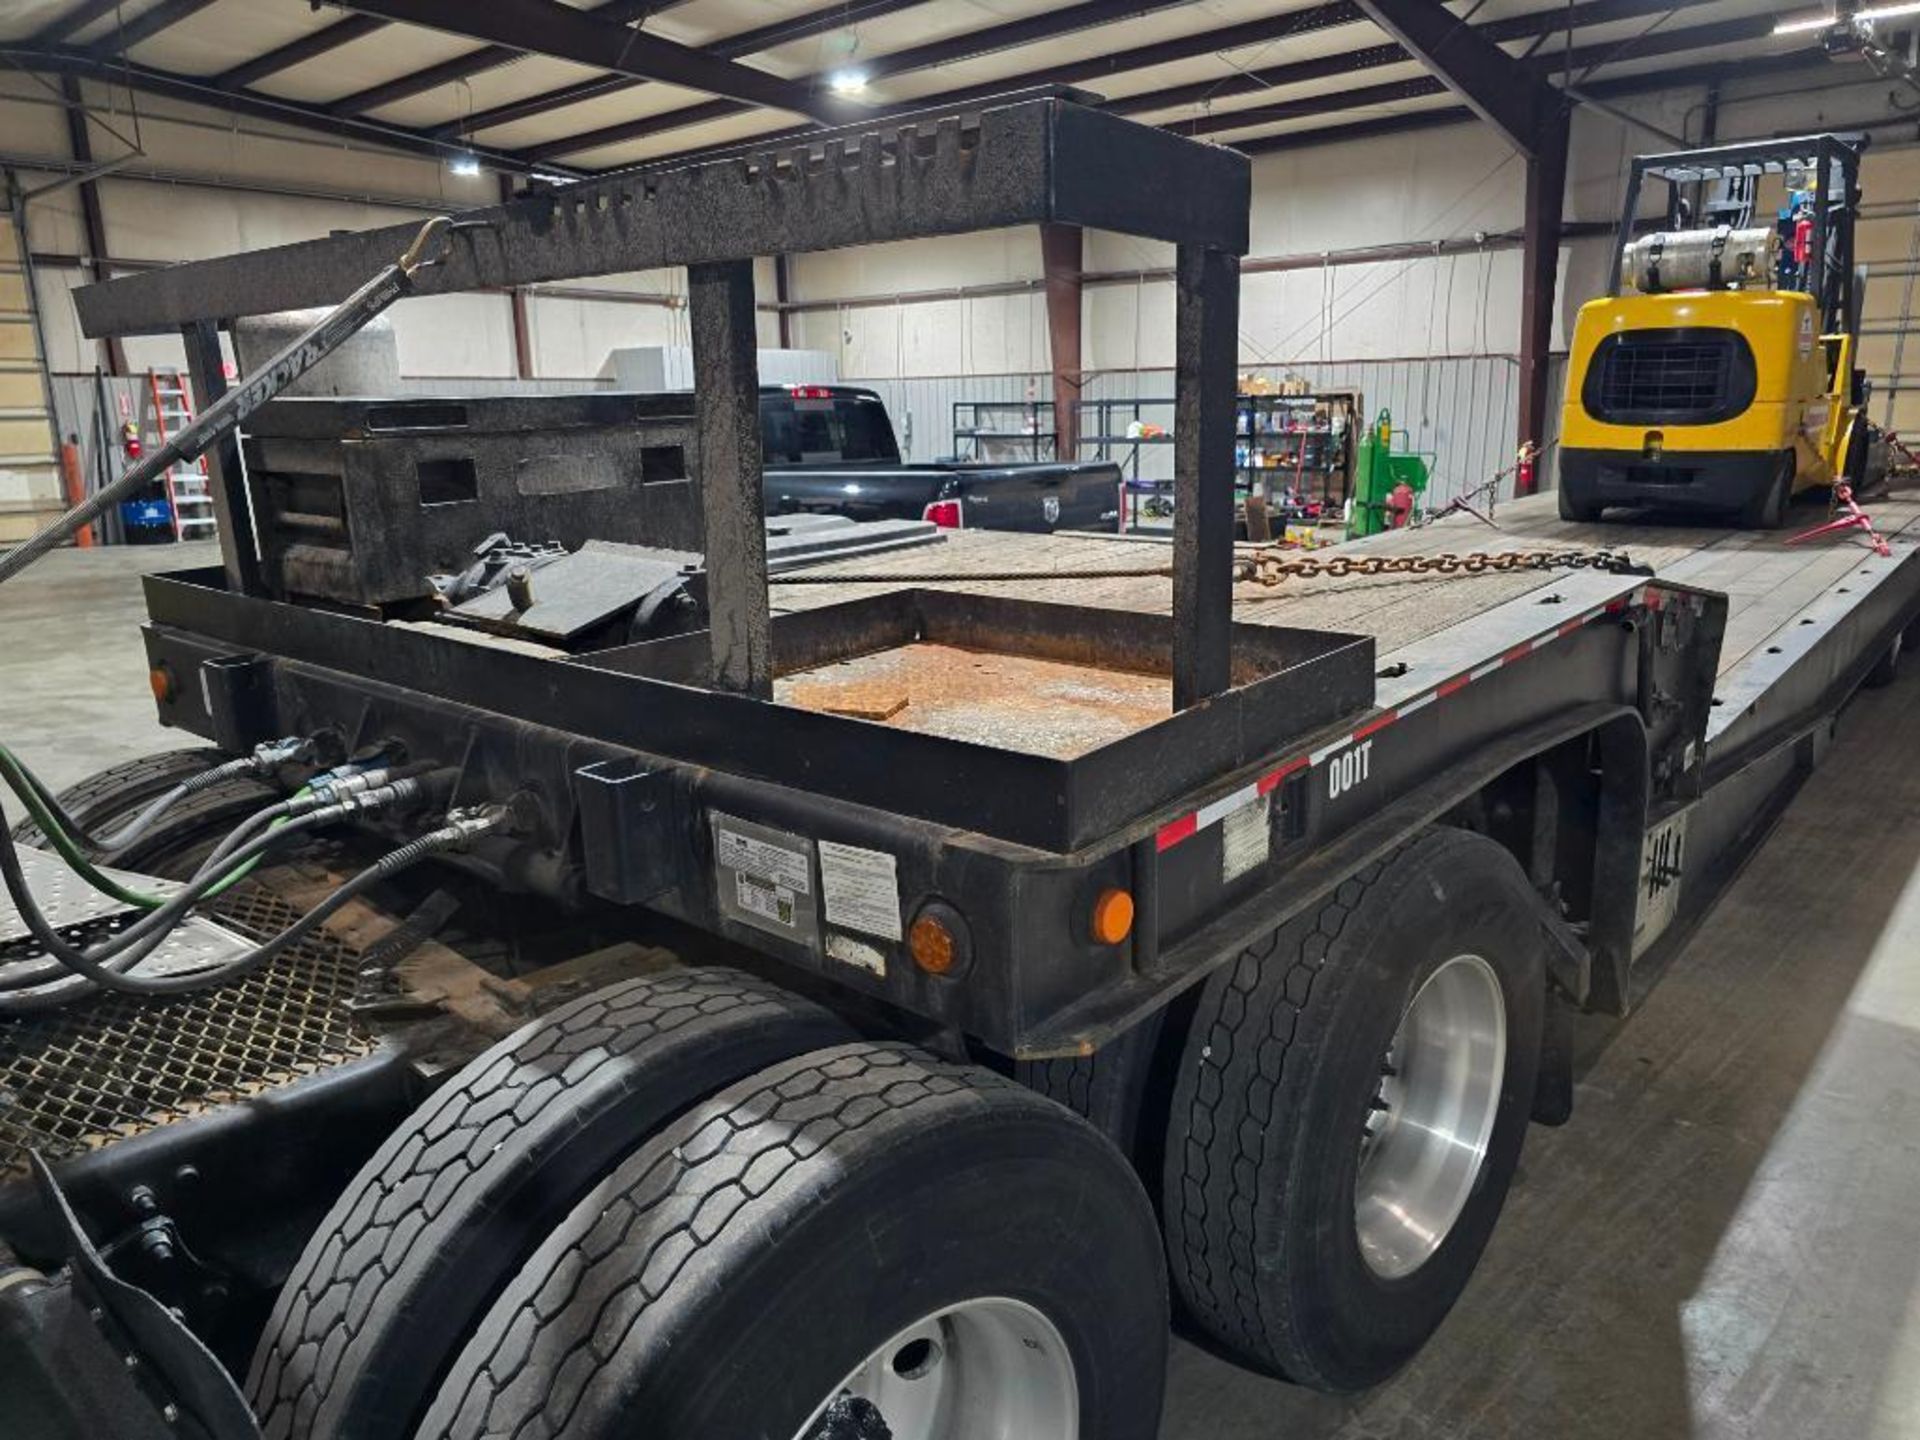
(817, 840, 903, 941)
(826, 931, 888, 977)
(1220, 794, 1271, 883)
(717, 827, 811, 894)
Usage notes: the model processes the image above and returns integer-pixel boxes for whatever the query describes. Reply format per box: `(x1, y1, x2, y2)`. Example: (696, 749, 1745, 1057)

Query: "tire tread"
(248, 968, 847, 1440)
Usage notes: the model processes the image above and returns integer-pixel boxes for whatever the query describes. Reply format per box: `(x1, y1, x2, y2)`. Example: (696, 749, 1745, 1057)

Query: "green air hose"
(0, 745, 298, 908)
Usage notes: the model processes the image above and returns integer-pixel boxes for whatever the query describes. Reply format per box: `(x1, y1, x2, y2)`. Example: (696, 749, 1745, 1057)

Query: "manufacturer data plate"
(710, 812, 819, 946)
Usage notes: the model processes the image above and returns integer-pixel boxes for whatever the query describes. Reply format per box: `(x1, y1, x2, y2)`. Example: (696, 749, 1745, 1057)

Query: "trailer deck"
(772, 493, 1920, 691)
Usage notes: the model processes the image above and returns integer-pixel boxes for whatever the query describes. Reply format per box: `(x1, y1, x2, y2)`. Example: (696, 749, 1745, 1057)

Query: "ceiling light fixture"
(448, 153, 482, 177)
(829, 69, 870, 96)
(1776, 2, 1920, 33)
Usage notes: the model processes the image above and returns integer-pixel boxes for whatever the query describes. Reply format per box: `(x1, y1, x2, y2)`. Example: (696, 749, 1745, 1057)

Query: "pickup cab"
(759, 384, 1120, 532)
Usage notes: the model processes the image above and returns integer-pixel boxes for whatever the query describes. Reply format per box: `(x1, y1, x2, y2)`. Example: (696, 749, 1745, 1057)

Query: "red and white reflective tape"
(1152, 583, 1670, 854)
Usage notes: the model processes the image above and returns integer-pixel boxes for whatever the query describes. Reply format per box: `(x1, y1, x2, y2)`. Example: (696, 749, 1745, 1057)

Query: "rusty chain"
(1236, 544, 1653, 586)
(770, 544, 1652, 589)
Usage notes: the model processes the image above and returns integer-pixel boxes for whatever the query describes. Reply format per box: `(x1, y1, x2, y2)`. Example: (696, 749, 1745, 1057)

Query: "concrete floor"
(4, 543, 1918, 1439)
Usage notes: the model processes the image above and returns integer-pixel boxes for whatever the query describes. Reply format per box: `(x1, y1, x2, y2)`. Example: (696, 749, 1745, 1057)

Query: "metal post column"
(180, 318, 263, 594)
(1172, 243, 1238, 711)
(1517, 112, 1568, 492)
(1041, 222, 1083, 461)
(687, 258, 771, 698)
(60, 75, 126, 377)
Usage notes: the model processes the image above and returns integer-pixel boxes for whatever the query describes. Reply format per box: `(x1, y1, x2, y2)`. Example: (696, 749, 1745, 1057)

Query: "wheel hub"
(795, 1297, 1078, 1440)
(1354, 952, 1508, 1280)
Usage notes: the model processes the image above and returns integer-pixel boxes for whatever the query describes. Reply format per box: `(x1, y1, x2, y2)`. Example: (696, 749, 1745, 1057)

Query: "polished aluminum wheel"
(1355, 952, 1508, 1281)
(795, 1297, 1078, 1440)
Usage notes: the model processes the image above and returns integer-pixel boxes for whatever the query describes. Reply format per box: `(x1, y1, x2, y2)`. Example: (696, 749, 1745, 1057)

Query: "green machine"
(1348, 408, 1432, 538)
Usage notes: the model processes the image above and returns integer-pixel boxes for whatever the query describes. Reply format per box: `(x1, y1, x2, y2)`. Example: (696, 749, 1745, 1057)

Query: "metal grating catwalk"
(0, 885, 372, 1178)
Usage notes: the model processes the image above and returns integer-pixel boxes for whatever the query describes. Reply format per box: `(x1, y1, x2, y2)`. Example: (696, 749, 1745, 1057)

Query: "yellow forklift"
(1558, 133, 1879, 527)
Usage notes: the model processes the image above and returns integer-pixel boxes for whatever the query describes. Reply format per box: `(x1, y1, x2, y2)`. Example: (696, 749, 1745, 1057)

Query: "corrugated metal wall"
(831, 372, 1048, 462)
(844, 357, 1572, 505)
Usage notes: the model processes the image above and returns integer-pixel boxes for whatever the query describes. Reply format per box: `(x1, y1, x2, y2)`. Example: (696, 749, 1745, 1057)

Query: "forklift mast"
(1606, 133, 1867, 337)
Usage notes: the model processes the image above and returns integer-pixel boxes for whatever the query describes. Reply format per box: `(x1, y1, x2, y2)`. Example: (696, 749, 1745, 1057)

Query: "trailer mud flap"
(20, 1154, 260, 1440)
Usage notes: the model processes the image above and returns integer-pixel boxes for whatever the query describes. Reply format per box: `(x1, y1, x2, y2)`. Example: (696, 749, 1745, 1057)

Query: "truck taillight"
(922, 500, 964, 529)
(787, 385, 834, 399)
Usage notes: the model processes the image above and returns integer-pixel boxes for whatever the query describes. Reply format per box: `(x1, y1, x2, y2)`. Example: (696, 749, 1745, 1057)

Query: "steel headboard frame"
(72, 91, 1252, 707)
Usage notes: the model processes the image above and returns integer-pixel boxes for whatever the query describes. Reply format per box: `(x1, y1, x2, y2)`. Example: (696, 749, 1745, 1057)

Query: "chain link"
(773, 546, 1653, 590)
(1236, 545, 1652, 587)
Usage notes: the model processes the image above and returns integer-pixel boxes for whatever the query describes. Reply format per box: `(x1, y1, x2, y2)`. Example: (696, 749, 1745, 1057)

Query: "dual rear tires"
(251, 829, 1545, 1436)
(251, 974, 1168, 1440)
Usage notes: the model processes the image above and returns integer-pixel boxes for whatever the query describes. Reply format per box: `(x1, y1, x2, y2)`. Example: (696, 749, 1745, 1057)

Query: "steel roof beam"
(78, 0, 220, 60)
(325, 0, 670, 116)
(1352, 0, 1561, 156)
(214, 16, 385, 88)
(1165, 15, 1781, 141)
(609, 0, 1697, 174)
(526, 0, 1200, 159)
(27, 0, 121, 47)
(2, 47, 562, 177)
(1106, 0, 1690, 118)
(1233, 46, 1826, 156)
(319, 0, 847, 122)
(436, 0, 930, 138)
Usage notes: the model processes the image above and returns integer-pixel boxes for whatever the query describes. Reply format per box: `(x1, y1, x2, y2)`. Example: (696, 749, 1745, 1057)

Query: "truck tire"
(7, 747, 274, 875)
(1015, 1005, 1170, 1170)
(1162, 828, 1545, 1391)
(1742, 452, 1794, 529)
(247, 969, 853, 1440)
(419, 1043, 1169, 1440)
(1556, 483, 1602, 524)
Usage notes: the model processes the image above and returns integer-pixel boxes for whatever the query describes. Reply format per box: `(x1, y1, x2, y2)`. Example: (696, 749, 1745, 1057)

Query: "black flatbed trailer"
(4, 87, 1919, 1440)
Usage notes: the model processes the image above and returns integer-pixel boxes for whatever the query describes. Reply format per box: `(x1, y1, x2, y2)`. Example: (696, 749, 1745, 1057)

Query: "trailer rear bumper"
(1560, 446, 1785, 515)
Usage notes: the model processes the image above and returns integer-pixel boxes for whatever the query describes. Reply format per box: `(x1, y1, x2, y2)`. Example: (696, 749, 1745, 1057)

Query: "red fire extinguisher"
(1514, 440, 1539, 496)
(121, 420, 144, 461)
(1385, 481, 1415, 529)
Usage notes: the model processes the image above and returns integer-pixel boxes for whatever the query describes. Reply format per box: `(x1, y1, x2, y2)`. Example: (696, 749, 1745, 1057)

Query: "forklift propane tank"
(1623, 226, 1779, 293)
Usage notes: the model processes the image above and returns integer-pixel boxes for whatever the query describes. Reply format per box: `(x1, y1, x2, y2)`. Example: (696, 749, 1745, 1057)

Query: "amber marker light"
(149, 665, 176, 705)
(1090, 888, 1135, 945)
(910, 913, 958, 975)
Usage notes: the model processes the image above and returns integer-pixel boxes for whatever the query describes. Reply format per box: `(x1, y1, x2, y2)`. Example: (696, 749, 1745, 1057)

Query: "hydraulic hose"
(0, 743, 412, 914)
(0, 738, 314, 908)
(0, 778, 442, 1004)
(0, 808, 331, 998)
(0, 807, 501, 1013)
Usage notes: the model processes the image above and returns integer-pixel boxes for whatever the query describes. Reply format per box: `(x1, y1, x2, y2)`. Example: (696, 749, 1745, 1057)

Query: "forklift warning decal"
(712, 813, 821, 945)
(1154, 585, 1675, 854)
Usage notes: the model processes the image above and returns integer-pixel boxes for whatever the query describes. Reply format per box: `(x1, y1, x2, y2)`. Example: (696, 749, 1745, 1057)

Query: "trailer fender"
(1026, 704, 1651, 1135)
(1182, 701, 1645, 1006)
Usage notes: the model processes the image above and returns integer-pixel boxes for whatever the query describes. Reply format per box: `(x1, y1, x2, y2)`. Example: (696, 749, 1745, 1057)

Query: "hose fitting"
(248, 736, 315, 774)
(429, 805, 512, 853)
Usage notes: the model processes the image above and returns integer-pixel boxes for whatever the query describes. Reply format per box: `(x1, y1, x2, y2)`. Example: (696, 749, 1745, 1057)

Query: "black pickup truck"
(759, 384, 1119, 532)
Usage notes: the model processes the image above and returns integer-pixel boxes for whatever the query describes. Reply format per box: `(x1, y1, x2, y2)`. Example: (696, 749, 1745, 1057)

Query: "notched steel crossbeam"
(74, 92, 1251, 337)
